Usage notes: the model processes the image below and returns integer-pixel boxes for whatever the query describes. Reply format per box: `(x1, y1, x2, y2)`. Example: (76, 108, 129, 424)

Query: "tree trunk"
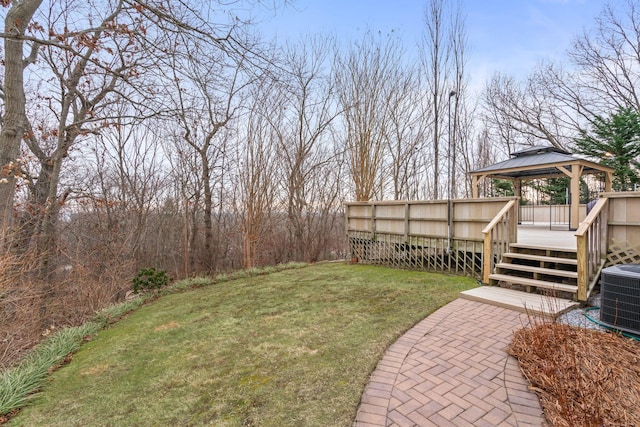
(37, 156, 65, 279)
(201, 149, 214, 270)
(0, 0, 43, 247)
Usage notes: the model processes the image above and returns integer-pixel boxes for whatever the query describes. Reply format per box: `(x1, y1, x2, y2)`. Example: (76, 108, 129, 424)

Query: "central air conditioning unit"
(600, 264, 640, 336)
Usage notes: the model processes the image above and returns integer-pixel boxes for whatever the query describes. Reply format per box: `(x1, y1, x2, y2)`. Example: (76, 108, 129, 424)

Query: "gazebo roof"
(470, 145, 614, 230)
(470, 145, 613, 180)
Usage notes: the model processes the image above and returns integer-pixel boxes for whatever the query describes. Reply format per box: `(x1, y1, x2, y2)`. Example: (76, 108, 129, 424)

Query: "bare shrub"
(0, 245, 134, 368)
(0, 249, 45, 368)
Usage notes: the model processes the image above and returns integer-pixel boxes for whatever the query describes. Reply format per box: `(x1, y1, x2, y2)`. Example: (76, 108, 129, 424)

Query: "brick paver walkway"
(354, 298, 546, 426)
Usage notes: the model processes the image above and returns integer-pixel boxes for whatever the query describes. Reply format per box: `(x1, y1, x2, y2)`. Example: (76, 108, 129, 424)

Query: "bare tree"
(382, 61, 430, 200)
(481, 74, 522, 158)
(0, 0, 279, 261)
(0, 0, 42, 244)
(167, 36, 250, 271)
(235, 79, 279, 269)
(461, 124, 499, 198)
(420, 0, 451, 200)
(265, 36, 343, 261)
(568, 1, 640, 113)
(335, 30, 401, 201)
(448, 1, 470, 198)
(482, 1, 640, 156)
(13, 0, 164, 273)
(419, 0, 471, 200)
(166, 131, 205, 276)
(482, 72, 571, 150)
(88, 113, 167, 265)
(456, 98, 479, 197)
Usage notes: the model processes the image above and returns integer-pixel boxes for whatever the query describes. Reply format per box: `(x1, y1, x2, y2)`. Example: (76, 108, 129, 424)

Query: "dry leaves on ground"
(509, 323, 640, 427)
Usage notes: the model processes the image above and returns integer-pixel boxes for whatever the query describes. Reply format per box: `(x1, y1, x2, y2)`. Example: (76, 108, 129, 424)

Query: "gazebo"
(469, 146, 614, 230)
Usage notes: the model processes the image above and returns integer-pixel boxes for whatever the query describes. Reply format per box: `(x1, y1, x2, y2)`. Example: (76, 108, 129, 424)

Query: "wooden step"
(508, 243, 577, 259)
(488, 273, 578, 295)
(495, 263, 578, 279)
(460, 286, 580, 318)
(502, 252, 577, 266)
(510, 243, 577, 253)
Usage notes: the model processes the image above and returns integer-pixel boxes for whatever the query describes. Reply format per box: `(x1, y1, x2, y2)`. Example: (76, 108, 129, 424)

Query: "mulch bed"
(509, 323, 640, 427)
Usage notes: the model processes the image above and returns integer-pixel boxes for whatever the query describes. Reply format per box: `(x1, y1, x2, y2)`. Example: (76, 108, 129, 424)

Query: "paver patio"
(354, 298, 546, 426)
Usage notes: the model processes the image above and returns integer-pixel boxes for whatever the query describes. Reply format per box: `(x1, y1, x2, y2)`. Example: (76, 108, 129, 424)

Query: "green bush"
(132, 268, 169, 294)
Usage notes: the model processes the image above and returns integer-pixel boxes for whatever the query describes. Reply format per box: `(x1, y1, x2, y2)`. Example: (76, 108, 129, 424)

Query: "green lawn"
(8, 263, 475, 426)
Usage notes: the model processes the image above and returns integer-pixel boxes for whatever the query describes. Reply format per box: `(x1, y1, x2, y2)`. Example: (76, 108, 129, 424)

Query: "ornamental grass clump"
(0, 322, 101, 418)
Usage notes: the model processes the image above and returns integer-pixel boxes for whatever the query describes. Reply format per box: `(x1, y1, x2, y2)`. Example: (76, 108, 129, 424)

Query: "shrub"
(132, 268, 169, 294)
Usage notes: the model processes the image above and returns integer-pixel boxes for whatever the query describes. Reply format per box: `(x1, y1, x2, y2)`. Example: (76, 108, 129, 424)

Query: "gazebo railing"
(482, 199, 518, 283)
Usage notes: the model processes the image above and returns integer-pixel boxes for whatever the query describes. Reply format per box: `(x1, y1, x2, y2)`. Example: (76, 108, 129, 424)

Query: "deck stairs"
(491, 243, 579, 300)
(461, 243, 581, 317)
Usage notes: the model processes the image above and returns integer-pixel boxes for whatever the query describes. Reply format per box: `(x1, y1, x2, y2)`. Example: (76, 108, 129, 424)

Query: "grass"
(5, 262, 474, 426)
(0, 296, 148, 420)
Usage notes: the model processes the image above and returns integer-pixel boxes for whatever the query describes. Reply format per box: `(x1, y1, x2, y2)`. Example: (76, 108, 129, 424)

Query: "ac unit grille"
(600, 264, 640, 336)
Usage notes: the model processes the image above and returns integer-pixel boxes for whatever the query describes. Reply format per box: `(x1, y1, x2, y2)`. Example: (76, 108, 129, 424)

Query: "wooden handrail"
(575, 197, 607, 236)
(482, 200, 518, 284)
(575, 197, 609, 302)
(482, 200, 517, 234)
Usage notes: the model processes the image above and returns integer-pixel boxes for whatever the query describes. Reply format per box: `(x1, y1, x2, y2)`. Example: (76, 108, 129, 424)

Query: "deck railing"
(344, 198, 516, 278)
(482, 199, 518, 283)
(575, 197, 609, 301)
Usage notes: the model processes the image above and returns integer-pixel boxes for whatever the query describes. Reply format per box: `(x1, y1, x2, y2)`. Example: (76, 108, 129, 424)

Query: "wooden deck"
(460, 286, 579, 318)
(517, 224, 576, 249)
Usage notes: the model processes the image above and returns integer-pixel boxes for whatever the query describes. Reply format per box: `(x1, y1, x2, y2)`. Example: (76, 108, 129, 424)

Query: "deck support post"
(576, 233, 588, 302)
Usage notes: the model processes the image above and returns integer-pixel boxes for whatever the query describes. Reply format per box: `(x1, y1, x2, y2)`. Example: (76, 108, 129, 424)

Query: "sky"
(259, 0, 610, 93)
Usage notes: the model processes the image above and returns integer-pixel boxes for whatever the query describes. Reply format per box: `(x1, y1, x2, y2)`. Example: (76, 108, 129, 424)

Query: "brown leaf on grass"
(509, 324, 640, 426)
(153, 321, 180, 332)
(81, 363, 110, 376)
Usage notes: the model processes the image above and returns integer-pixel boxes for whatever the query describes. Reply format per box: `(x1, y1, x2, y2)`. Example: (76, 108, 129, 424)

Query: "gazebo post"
(604, 171, 613, 192)
(570, 165, 583, 230)
(514, 178, 522, 224)
(472, 174, 485, 199)
(472, 176, 479, 198)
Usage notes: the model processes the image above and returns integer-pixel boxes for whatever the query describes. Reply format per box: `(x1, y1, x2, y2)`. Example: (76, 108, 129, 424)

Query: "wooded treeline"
(1, 0, 640, 365)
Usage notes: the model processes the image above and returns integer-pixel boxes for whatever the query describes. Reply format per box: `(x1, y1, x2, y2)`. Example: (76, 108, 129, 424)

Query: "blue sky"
(260, 0, 609, 91)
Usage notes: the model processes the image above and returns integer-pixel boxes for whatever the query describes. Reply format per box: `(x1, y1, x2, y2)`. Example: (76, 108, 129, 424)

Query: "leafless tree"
(167, 35, 251, 271)
(166, 132, 201, 276)
(482, 72, 571, 150)
(0, 0, 42, 244)
(0, 0, 279, 264)
(481, 74, 522, 158)
(461, 124, 499, 198)
(456, 98, 479, 197)
(88, 114, 167, 263)
(12, 0, 166, 274)
(382, 61, 430, 200)
(448, 1, 470, 198)
(234, 78, 279, 268)
(420, 0, 451, 200)
(568, 1, 640, 113)
(482, 1, 640, 155)
(335, 30, 402, 201)
(267, 36, 343, 261)
(420, 0, 471, 200)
